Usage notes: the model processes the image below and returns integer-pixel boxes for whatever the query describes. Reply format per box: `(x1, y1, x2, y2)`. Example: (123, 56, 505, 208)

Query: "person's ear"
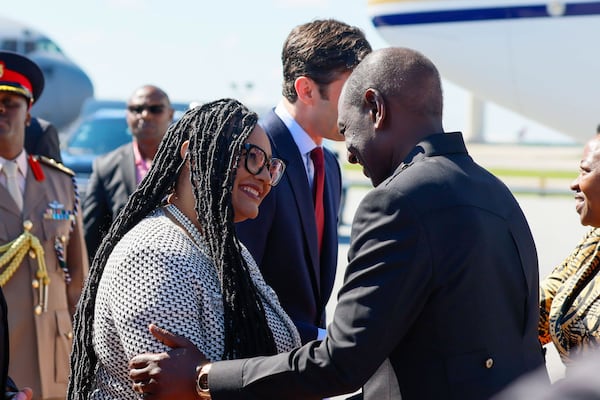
(364, 88, 385, 129)
(179, 140, 190, 159)
(294, 76, 317, 106)
(25, 111, 32, 127)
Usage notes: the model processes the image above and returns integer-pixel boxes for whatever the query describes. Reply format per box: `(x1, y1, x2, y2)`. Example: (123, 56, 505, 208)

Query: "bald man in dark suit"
(129, 47, 547, 400)
(82, 85, 173, 261)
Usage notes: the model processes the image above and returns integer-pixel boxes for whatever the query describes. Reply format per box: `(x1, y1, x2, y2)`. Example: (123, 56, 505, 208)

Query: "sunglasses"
(127, 104, 166, 115)
(242, 143, 286, 186)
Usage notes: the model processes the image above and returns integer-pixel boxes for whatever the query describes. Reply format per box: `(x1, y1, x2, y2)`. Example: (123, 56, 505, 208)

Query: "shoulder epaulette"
(37, 155, 75, 177)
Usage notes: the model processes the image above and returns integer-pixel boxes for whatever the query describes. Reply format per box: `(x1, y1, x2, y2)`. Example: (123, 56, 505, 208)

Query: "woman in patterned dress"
(68, 99, 300, 399)
(539, 134, 600, 364)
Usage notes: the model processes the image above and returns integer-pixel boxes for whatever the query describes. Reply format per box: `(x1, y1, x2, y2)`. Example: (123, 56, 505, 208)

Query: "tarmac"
(327, 142, 585, 397)
(336, 141, 582, 197)
(468, 142, 581, 194)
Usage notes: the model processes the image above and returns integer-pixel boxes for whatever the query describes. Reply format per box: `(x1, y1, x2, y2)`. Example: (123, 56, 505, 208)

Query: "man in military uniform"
(0, 51, 88, 400)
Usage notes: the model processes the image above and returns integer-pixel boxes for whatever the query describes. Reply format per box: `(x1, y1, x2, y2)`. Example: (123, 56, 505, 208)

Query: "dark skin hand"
(129, 324, 208, 400)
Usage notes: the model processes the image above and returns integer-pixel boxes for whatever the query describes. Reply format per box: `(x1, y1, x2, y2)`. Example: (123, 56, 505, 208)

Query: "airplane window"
(17, 38, 64, 55)
(0, 40, 18, 52)
(24, 41, 36, 54)
(35, 38, 63, 54)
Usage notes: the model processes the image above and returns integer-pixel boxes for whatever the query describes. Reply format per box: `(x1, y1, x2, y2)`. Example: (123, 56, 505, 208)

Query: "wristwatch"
(196, 363, 212, 399)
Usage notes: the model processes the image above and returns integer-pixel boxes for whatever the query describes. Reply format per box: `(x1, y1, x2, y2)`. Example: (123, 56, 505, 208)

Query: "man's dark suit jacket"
(83, 143, 137, 261)
(210, 132, 547, 400)
(24, 117, 62, 162)
(236, 110, 342, 343)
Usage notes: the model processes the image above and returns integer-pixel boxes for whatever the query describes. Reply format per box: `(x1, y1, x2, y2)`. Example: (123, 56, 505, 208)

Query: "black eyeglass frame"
(241, 143, 286, 186)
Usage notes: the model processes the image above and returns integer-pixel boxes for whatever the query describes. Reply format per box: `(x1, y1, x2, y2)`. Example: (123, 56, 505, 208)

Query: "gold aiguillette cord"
(0, 220, 50, 314)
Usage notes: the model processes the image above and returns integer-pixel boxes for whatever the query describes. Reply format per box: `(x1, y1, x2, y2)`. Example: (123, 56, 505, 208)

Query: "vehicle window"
(66, 118, 131, 155)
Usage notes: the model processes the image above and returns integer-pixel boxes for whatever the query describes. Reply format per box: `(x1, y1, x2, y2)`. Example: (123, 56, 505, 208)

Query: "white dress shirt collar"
(275, 101, 322, 186)
(275, 101, 318, 155)
(0, 150, 28, 192)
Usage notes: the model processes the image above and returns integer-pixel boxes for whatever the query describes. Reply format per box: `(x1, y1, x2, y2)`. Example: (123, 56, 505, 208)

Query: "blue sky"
(3, 0, 573, 144)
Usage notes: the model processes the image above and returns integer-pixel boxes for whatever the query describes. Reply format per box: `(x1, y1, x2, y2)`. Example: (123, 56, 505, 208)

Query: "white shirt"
(274, 102, 320, 191)
(274, 102, 328, 341)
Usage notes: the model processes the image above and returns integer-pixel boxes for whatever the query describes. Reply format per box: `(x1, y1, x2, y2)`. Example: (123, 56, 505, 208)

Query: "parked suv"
(61, 105, 185, 199)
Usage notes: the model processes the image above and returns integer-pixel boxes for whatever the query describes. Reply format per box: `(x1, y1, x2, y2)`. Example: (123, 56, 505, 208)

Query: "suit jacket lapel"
(0, 185, 20, 215)
(122, 144, 138, 195)
(319, 150, 340, 295)
(22, 171, 48, 217)
(0, 165, 49, 216)
(262, 111, 322, 295)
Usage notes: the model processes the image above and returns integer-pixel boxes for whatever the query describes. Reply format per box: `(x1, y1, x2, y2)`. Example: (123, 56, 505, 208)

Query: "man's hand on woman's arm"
(129, 324, 209, 400)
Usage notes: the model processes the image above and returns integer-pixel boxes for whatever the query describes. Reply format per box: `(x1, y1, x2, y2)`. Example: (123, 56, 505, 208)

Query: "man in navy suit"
(24, 117, 62, 162)
(236, 19, 372, 343)
(129, 47, 548, 400)
(82, 85, 174, 261)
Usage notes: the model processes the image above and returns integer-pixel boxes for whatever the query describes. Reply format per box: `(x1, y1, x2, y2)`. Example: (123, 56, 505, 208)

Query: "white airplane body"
(368, 0, 600, 143)
(0, 17, 94, 131)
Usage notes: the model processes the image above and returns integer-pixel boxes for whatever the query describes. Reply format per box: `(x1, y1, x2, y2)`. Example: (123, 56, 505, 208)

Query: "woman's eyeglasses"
(127, 104, 165, 115)
(242, 143, 286, 186)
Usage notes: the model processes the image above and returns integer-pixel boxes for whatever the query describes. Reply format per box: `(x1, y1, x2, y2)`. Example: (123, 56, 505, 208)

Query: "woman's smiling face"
(232, 125, 273, 223)
(571, 137, 600, 227)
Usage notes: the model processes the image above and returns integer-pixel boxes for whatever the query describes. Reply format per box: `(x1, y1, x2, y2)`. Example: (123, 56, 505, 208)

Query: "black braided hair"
(68, 99, 277, 399)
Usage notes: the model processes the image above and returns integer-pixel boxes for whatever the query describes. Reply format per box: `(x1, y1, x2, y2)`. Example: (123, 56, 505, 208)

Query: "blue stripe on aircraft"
(372, 2, 600, 26)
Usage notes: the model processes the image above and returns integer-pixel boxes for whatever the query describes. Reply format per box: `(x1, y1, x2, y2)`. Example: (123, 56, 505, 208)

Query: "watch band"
(196, 363, 212, 399)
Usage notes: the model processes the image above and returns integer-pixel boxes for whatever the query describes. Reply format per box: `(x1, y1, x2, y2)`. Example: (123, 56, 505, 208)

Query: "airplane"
(367, 0, 600, 143)
(0, 16, 94, 131)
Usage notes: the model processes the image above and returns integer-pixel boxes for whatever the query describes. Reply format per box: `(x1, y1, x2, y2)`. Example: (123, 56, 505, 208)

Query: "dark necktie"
(310, 147, 325, 255)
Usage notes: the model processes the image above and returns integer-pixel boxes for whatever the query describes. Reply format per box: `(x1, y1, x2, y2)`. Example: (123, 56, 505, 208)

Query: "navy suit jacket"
(236, 110, 342, 343)
(24, 117, 62, 162)
(83, 143, 137, 261)
(211, 132, 547, 400)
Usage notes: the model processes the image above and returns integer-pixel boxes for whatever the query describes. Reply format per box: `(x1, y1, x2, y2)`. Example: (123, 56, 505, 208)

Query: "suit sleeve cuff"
(208, 359, 247, 400)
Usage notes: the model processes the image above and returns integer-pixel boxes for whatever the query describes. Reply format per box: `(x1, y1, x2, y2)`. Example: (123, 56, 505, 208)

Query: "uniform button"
(32, 279, 40, 289)
(66, 331, 73, 340)
(34, 305, 42, 315)
(485, 358, 494, 369)
(23, 220, 33, 231)
(29, 250, 36, 259)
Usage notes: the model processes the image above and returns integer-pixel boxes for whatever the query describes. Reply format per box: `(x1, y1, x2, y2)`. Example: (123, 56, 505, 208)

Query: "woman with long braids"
(67, 99, 300, 399)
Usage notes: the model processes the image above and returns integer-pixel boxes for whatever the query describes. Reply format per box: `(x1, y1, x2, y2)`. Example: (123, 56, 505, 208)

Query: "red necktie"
(310, 147, 325, 255)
